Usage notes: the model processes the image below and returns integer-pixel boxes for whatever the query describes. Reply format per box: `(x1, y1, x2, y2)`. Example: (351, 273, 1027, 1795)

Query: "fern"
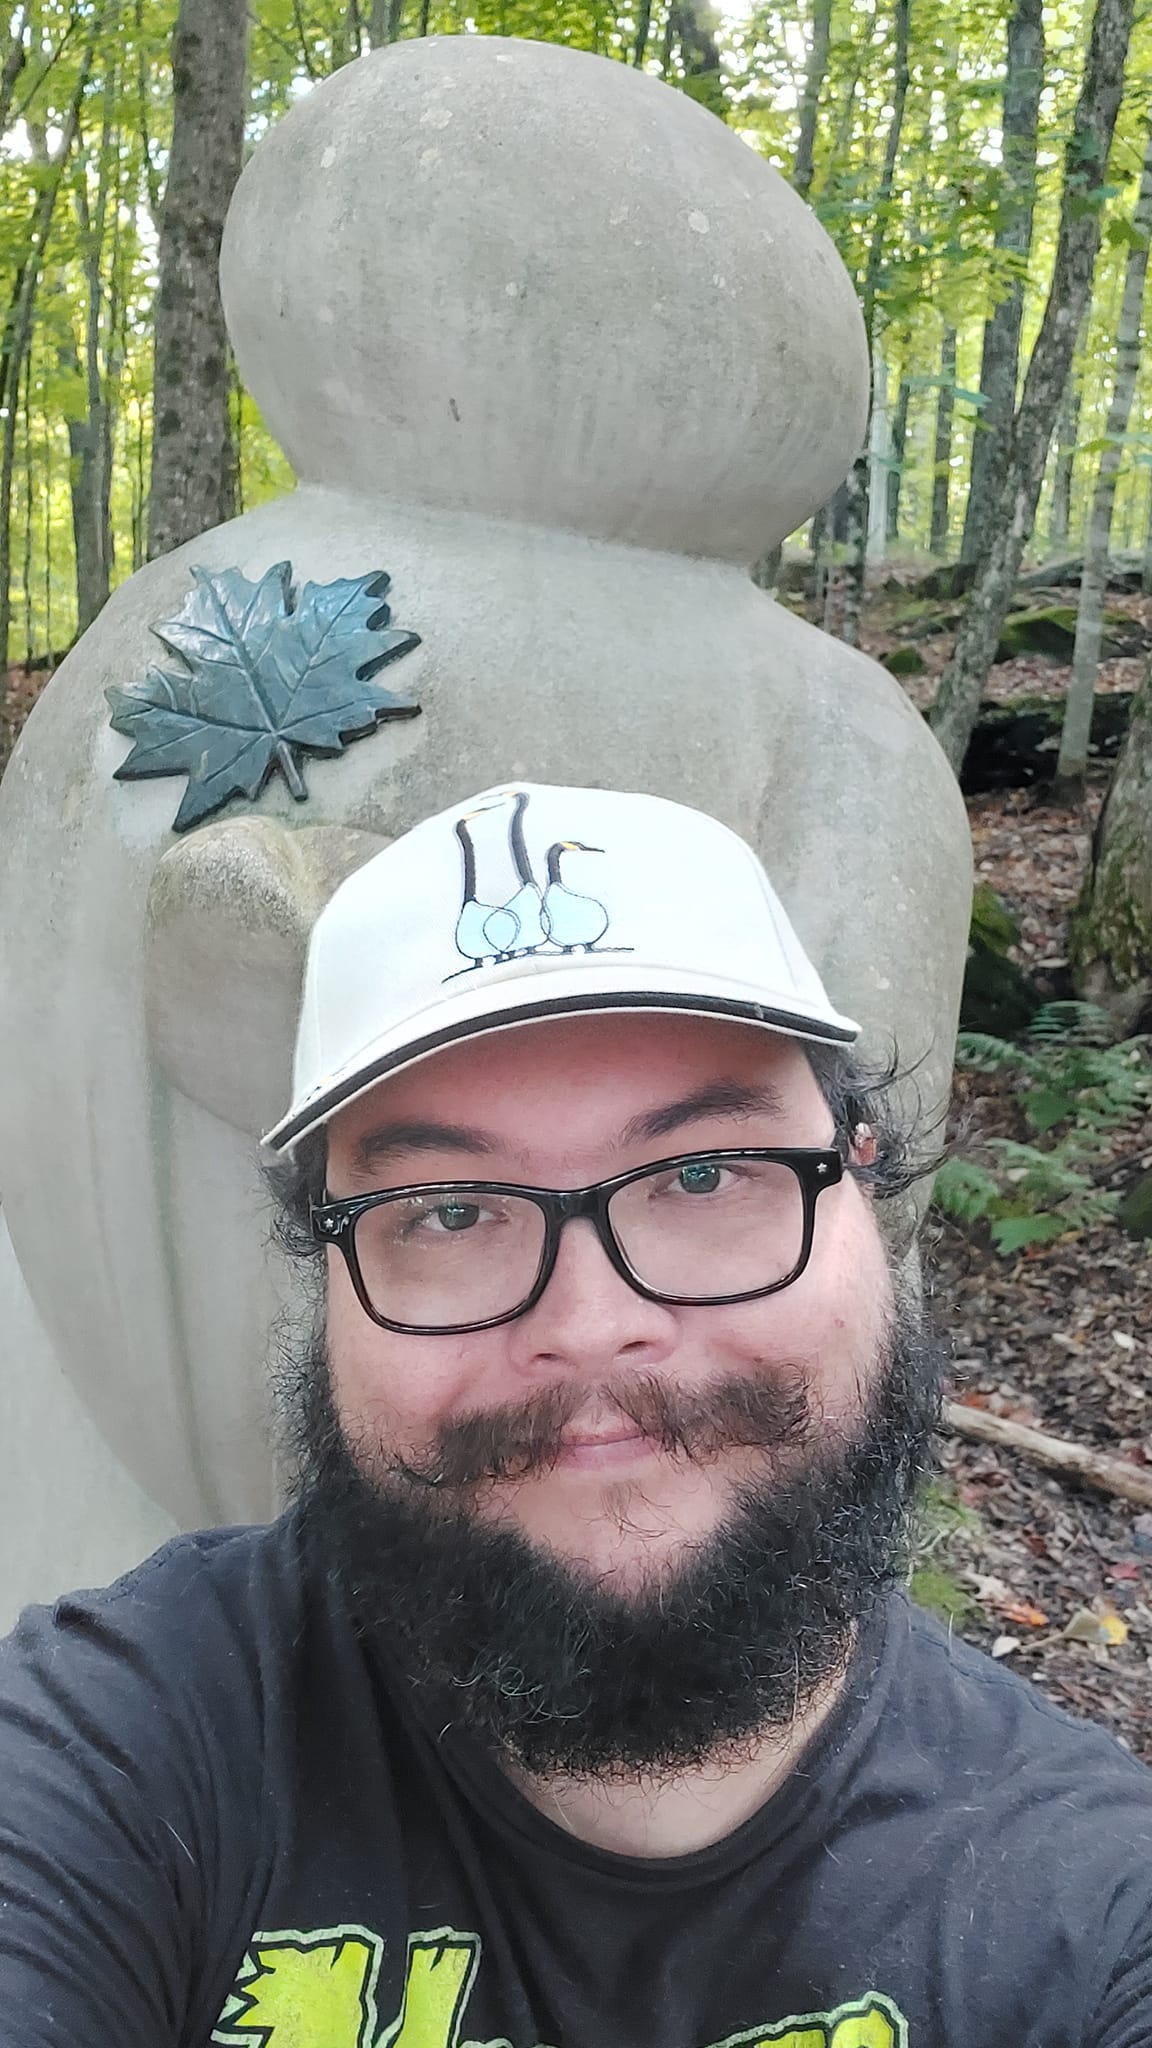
(939, 1012, 1148, 1256)
(933, 1158, 1002, 1223)
(955, 1031, 1043, 1076)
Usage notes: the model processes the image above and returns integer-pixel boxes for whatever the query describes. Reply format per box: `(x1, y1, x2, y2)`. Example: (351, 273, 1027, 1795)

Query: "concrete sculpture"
(0, 34, 972, 1624)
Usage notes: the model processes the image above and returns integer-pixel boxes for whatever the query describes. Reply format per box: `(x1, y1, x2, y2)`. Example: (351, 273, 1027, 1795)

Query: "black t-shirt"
(2, 1511, 1152, 2048)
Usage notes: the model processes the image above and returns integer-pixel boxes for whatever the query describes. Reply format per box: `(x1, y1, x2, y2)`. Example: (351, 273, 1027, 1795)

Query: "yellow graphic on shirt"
(212, 1925, 907, 2048)
(213, 1925, 385, 2048)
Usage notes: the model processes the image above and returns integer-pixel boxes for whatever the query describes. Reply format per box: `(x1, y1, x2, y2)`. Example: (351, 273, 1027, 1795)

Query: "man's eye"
(430, 1200, 482, 1232)
(676, 1160, 725, 1195)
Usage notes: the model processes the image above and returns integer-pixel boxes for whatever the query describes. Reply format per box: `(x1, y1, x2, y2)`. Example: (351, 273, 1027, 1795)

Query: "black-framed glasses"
(310, 1147, 843, 1336)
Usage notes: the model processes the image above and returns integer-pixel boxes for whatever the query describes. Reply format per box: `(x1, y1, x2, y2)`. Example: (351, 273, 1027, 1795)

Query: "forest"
(2, 0, 1152, 1753)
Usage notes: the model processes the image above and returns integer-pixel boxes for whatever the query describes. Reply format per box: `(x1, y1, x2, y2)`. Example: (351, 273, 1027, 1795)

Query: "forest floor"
(815, 558, 1152, 1765)
(928, 798, 1152, 1768)
(0, 660, 55, 779)
(3, 565, 1152, 1761)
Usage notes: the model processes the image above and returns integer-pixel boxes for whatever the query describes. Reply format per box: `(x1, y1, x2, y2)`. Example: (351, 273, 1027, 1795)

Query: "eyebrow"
(619, 1080, 789, 1147)
(348, 1079, 789, 1178)
(351, 1119, 498, 1174)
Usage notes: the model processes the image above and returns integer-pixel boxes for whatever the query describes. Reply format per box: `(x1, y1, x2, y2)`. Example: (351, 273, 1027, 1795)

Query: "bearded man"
(1, 782, 1150, 2048)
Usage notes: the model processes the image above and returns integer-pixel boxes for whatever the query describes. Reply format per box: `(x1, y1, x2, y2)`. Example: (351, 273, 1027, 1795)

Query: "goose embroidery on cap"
(447, 790, 628, 978)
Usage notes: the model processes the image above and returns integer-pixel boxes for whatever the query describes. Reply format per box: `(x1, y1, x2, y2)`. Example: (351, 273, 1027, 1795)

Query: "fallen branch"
(942, 1398, 1152, 1510)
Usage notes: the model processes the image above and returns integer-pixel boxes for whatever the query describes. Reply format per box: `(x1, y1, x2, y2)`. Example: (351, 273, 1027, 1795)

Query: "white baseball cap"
(263, 781, 859, 1154)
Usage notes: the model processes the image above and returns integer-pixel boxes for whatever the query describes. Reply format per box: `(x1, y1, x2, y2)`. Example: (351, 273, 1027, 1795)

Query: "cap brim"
(262, 961, 859, 1153)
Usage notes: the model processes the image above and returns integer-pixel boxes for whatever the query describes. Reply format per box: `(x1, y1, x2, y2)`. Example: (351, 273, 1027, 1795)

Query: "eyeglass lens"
(349, 1156, 808, 1328)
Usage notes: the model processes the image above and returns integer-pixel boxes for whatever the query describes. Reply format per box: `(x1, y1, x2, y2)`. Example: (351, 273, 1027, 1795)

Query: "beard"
(278, 1283, 945, 1780)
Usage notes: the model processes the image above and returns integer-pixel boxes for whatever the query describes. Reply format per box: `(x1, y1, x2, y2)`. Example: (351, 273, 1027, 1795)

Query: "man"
(1, 780, 1150, 2048)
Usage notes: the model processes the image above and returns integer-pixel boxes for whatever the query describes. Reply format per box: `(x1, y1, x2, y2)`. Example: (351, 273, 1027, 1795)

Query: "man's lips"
(552, 1425, 656, 1469)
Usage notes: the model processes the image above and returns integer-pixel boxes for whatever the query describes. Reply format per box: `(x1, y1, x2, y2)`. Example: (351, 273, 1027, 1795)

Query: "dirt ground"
(843, 569, 1152, 1763)
(0, 662, 54, 779)
(922, 786, 1152, 1764)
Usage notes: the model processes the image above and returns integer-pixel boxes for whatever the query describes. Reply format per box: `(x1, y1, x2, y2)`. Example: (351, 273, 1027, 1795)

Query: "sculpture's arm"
(146, 816, 386, 1137)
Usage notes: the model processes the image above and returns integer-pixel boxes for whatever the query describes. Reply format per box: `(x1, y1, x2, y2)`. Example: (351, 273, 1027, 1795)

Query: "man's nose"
(506, 1215, 678, 1376)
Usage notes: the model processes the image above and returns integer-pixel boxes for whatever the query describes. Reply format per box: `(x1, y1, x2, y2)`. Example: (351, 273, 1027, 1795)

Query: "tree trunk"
(0, 10, 26, 142)
(669, 0, 724, 115)
(147, 0, 248, 561)
(368, 0, 404, 45)
(793, 0, 833, 201)
(960, 0, 1044, 567)
(1142, 466, 1152, 595)
(886, 374, 911, 542)
(928, 0, 1135, 776)
(632, 0, 653, 66)
(1049, 351, 1085, 547)
(844, 0, 910, 625)
(65, 86, 118, 637)
(1055, 110, 1152, 798)
(61, 295, 111, 638)
(866, 346, 890, 563)
(1071, 654, 1152, 1032)
(0, 48, 93, 677)
(930, 326, 957, 554)
(839, 458, 867, 646)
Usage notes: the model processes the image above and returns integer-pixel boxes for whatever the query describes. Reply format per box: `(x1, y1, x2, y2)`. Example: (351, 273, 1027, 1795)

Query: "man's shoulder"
(1, 1512, 311, 1711)
(878, 1590, 1152, 1828)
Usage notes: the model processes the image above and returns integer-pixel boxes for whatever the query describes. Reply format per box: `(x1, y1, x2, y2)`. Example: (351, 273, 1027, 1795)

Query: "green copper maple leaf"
(107, 560, 421, 832)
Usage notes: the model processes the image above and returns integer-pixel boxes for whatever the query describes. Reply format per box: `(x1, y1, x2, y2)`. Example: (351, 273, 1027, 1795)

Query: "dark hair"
(803, 1038, 944, 1204)
(266, 1125, 328, 1265)
(264, 1035, 941, 1265)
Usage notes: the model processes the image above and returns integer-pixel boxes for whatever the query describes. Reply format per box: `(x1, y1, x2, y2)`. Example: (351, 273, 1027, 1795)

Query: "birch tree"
(62, 76, 121, 635)
(886, 373, 910, 542)
(147, 0, 248, 560)
(1056, 111, 1152, 799)
(960, 0, 1044, 568)
(1048, 319, 1090, 548)
(930, 326, 957, 554)
(929, 0, 1136, 777)
(840, 0, 911, 647)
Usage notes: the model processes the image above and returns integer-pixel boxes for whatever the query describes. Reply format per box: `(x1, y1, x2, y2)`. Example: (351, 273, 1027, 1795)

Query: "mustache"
(379, 1370, 813, 1490)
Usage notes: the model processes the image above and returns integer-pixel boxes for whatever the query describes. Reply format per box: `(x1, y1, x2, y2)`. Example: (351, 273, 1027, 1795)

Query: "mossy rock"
(961, 940, 1042, 1036)
(914, 561, 979, 601)
(887, 598, 960, 642)
(881, 644, 927, 677)
(957, 690, 1133, 793)
(1119, 1170, 1152, 1239)
(995, 606, 1078, 661)
(962, 885, 1041, 1034)
(1020, 551, 1148, 593)
(995, 605, 1143, 664)
(970, 880, 1019, 955)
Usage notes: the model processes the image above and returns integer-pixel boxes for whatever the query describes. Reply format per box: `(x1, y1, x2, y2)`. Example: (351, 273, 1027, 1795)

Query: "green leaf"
(933, 1157, 1001, 1223)
(990, 1213, 1069, 1256)
(107, 562, 422, 832)
(1022, 1087, 1076, 1134)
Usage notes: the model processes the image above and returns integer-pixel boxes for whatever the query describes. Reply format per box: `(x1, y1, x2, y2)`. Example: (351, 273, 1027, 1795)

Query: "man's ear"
(144, 818, 387, 1138)
(851, 1122, 878, 1169)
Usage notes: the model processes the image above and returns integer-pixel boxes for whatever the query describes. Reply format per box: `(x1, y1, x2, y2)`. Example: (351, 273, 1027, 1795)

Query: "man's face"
(322, 1012, 893, 1593)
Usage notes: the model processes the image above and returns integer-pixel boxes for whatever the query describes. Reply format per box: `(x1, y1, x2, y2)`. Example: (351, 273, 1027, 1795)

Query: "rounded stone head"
(220, 35, 869, 561)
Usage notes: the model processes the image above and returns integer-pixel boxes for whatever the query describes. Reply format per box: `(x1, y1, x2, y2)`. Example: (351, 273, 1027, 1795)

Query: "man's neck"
(503, 1657, 850, 1859)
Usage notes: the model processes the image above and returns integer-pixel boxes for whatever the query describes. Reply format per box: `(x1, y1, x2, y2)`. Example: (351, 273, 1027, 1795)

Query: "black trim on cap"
(266, 991, 858, 1152)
